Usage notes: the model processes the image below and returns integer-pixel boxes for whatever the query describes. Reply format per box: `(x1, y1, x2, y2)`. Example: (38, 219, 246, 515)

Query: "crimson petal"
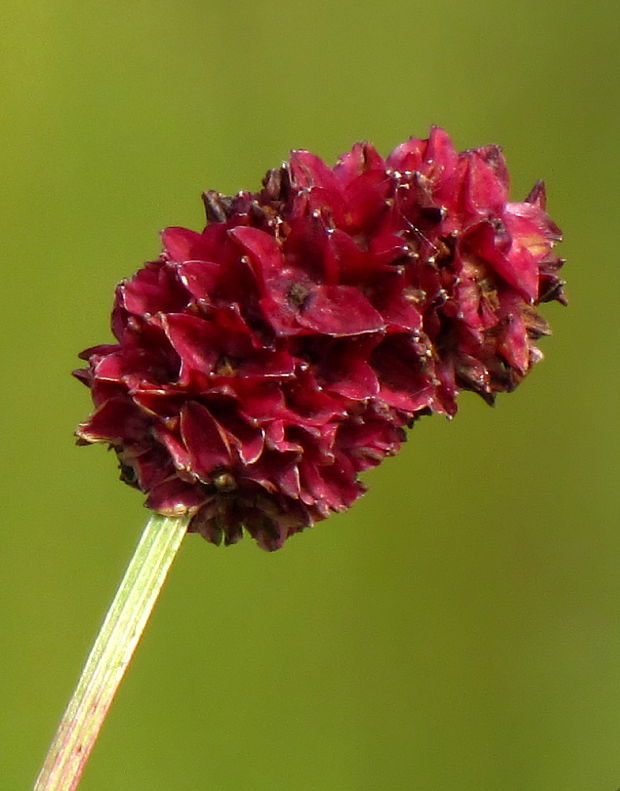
(297, 285, 385, 335)
(180, 401, 233, 480)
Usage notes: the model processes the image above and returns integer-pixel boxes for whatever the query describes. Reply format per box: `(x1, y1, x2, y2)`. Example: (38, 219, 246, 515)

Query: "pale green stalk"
(33, 513, 190, 791)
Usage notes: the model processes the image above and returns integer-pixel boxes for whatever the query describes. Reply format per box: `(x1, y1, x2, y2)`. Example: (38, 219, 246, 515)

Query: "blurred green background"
(2, 0, 618, 789)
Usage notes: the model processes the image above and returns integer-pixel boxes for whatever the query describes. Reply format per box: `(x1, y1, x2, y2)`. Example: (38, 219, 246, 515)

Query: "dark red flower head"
(75, 127, 565, 550)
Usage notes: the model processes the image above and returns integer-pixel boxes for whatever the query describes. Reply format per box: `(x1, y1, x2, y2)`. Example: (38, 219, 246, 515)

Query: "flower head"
(75, 127, 564, 550)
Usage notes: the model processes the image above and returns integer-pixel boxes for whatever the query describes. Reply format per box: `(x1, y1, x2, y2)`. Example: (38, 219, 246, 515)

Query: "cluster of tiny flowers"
(75, 127, 565, 550)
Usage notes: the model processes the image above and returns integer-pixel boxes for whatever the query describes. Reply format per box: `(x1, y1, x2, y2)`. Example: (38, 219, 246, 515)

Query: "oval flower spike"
(75, 127, 565, 551)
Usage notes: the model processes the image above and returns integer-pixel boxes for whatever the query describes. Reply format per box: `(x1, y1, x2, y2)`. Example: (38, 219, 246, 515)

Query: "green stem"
(33, 512, 190, 791)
